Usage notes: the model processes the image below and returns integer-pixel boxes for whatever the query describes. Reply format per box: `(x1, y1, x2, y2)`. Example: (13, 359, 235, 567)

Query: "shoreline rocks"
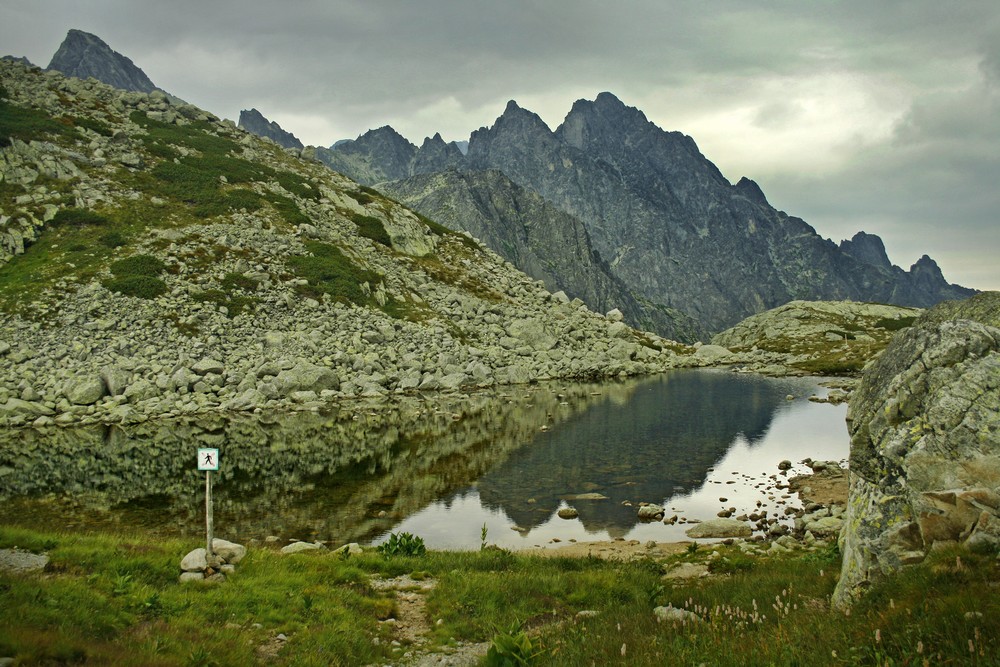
(179, 538, 246, 583)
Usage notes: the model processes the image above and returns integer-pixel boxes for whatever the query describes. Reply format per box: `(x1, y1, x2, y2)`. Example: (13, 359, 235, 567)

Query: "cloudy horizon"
(2, 0, 998, 291)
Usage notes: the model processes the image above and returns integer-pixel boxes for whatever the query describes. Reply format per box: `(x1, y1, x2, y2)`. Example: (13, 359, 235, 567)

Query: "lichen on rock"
(833, 292, 1000, 607)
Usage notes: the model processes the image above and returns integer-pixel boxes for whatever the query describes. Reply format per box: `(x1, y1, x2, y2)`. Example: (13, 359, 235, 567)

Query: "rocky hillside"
(47, 29, 158, 95)
(0, 60, 688, 429)
(322, 94, 975, 333)
(833, 291, 1000, 607)
(378, 168, 703, 341)
(712, 300, 923, 376)
(238, 108, 303, 150)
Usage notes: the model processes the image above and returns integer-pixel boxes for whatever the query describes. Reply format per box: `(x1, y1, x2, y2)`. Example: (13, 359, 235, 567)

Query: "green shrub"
(192, 288, 256, 316)
(485, 625, 545, 666)
(276, 172, 320, 201)
(129, 111, 239, 158)
(99, 232, 127, 249)
(220, 272, 259, 292)
(73, 116, 113, 137)
(875, 316, 917, 331)
(104, 275, 167, 299)
(266, 193, 310, 226)
(287, 241, 379, 305)
(0, 98, 74, 147)
(110, 254, 166, 277)
(351, 213, 392, 247)
(416, 212, 481, 251)
(50, 208, 109, 227)
(375, 532, 426, 558)
(347, 190, 374, 206)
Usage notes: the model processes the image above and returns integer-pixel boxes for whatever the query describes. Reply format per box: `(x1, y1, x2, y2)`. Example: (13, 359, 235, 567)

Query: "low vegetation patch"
(287, 240, 380, 306)
(49, 208, 111, 228)
(104, 253, 167, 299)
(351, 213, 392, 247)
(0, 525, 996, 666)
(416, 211, 482, 252)
(0, 96, 75, 147)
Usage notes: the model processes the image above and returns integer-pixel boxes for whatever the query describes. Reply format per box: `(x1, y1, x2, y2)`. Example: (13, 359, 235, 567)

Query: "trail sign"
(197, 448, 220, 471)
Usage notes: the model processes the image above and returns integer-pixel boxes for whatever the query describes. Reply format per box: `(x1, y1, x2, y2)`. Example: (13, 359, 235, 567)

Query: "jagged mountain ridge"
(322, 93, 975, 332)
(379, 169, 703, 341)
(238, 108, 304, 149)
(47, 29, 158, 94)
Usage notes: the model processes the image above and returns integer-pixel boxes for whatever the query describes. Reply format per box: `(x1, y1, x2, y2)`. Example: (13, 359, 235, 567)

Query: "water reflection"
(387, 371, 848, 548)
(0, 370, 847, 548)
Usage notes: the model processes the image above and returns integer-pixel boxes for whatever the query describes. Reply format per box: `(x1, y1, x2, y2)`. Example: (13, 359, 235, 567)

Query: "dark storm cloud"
(1, 0, 997, 289)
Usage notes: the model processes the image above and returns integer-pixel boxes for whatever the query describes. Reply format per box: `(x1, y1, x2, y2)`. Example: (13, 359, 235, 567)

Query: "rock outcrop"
(833, 292, 1000, 607)
(712, 300, 922, 376)
(47, 29, 158, 94)
(238, 108, 303, 150)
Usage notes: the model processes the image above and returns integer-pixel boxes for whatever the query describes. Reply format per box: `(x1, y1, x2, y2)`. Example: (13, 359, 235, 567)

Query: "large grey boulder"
(684, 518, 752, 538)
(0, 398, 55, 417)
(273, 362, 340, 396)
(62, 375, 107, 405)
(834, 293, 1000, 607)
(281, 541, 326, 554)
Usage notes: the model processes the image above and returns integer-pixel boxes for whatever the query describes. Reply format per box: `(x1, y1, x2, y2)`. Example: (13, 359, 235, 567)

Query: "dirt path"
(368, 575, 490, 667)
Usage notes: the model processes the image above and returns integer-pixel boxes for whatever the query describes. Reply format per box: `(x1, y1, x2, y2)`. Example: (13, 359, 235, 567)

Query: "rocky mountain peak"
(839, 231, 892, 270)
(482, 100, 552, 138)
(238, 108, 303, 150)
(909, 254, 947, 290)
(1, 55, 34, 67)
(733, 177, 769, 206)
(47, 29, 157, 94)
(412, 132, 464, 174)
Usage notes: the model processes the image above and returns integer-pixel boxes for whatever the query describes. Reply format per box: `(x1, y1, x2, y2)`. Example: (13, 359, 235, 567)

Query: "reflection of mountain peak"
(476, 371, 814, 533)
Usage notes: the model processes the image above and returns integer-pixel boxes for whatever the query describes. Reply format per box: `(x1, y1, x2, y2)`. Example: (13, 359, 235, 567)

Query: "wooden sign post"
(197, 448, 220, 558)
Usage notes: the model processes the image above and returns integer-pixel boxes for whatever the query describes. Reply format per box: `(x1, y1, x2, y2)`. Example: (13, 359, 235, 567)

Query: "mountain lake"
(0, 369, 848, 550)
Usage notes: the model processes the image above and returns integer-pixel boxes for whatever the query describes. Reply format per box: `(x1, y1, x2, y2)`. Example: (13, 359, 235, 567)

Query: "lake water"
(0, 369, 847, 549)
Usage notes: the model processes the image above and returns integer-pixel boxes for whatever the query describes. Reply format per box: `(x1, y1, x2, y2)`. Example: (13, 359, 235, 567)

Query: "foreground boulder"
(833, 292, 1000, 607)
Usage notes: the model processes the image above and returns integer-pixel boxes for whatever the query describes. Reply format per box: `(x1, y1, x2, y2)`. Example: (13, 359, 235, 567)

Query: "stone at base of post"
(206, 470, 214, 559)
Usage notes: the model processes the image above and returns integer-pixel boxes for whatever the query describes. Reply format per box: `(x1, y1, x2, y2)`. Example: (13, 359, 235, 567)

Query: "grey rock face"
(315, 126, 416, 184)
(47, 29, 157, 94)
(378, 169, 703, 342)
(238, 109, 304, 150)
(834, 292, 1000, 607)
(839, 232, 892, 270)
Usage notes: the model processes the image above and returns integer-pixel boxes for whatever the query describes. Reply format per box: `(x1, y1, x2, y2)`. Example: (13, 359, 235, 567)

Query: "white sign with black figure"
(197, 448, 220, 471)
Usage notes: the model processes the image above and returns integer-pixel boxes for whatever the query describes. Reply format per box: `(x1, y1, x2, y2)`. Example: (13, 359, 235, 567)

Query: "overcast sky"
(3, 0, 998, 291)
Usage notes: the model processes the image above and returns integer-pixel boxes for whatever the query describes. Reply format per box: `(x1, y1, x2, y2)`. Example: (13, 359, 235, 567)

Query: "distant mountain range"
(309, 95, 975, 334)
(33, 28, 975, 338)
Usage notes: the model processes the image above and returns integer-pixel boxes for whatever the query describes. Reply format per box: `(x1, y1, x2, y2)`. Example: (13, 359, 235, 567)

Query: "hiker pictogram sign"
(197, 448, 220, 471)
